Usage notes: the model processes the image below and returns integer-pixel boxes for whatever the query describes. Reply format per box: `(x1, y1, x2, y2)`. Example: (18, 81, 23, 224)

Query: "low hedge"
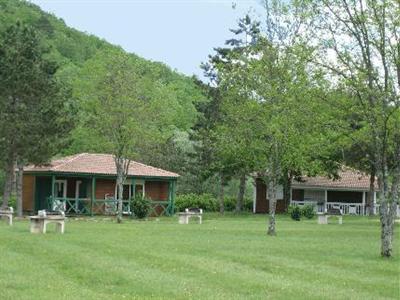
(288, 204, 316, 220)
(175, 193, 253, 213)
(175, 193, 218, 212)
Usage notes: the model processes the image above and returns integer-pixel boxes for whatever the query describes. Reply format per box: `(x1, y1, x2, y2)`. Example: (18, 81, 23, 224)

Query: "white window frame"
(55, 180, 67, 198)
(115, 183, 133, 200)
(75, 180, 82, 199)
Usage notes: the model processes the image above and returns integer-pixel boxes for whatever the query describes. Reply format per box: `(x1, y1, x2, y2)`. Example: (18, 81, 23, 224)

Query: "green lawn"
(0, 214, 399, 300)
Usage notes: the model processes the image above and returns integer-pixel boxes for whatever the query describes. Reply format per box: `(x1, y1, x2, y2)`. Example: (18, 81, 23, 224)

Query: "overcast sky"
(29, 0, 264, 78)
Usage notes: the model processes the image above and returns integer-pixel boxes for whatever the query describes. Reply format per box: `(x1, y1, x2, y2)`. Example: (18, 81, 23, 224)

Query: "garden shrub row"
(175, 193, 253, 212)
(288, 204, 315, 220)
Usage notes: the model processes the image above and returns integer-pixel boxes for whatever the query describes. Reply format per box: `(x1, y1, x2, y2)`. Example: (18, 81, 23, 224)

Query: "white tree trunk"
(378, 154, 398, 257)
(368, 172, 376, 216)
(380, 201, 397, 257)
(267, 179, 277, 236)
(114, 156, 130, 224)
(116, 175, 123, 223)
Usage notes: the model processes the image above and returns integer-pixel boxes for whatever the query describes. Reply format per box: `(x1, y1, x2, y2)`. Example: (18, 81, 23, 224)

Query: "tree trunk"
(378, 149, 398, 257)
(2, 158, 15, 209)
(380, 201, 397, 257)
(267, 179, 277, 236)
(16, 161, 24, 217)
(367, 170, 376, 216)
(380, 147, 400, 257)
(115, 160, 124, 224)
(219, 173, 225, 214)
(235, 174, 246, 213)
(114, 156, 131, 223)
(117, 178, 123, 223)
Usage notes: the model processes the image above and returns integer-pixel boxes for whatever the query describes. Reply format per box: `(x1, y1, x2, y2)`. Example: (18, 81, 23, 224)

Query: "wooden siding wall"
(94, 179, 169, 200)
(95, 179, 116, 199)
(22, 175, 35, 211)
(255, 178, 286, 213)
(145, 181, 168, 201)
(255, 178, 267, 213)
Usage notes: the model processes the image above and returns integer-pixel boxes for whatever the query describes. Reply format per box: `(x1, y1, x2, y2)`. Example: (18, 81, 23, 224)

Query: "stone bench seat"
(0, 207, 14, 226)
(318, 208, 343, 225)
(30, 210, 66, 234)
(178, 208, 203, 224)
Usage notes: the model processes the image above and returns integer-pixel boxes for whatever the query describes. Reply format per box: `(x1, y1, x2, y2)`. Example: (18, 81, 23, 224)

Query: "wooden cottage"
(254, 168, 378, 216)
(22, 153, 179, 216)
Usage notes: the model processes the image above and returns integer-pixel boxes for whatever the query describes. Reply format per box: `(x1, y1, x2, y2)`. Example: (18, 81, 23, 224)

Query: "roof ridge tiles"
(24, 153, 179, 178)
(52, 153, 88, 170)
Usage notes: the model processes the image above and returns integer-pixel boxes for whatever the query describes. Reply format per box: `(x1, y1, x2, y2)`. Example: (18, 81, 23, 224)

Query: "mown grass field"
(0, 214, 399, 300)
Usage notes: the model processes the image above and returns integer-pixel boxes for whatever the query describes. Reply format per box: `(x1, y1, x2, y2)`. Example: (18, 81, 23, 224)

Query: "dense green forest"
(0, 0, 254, 198)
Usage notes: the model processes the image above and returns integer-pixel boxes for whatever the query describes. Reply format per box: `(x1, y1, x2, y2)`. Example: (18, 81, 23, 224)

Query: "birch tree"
(299, 0, 399, 257)
(79, 49, 176, 223)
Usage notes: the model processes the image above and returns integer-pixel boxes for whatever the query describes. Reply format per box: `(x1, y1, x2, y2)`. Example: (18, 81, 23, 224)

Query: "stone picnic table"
(0, 207, 14, 226)
(178, 208, 203, 224)
(30, 211, 66, 234)
(318, 207, 343, 225)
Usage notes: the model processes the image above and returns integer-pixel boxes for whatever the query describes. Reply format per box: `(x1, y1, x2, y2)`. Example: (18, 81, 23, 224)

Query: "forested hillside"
(0, 0, 209, 193)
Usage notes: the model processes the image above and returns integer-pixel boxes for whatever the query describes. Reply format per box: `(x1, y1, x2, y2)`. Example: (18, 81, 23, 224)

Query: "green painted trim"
(132, 178, 136, 198)
(51, 175, 55, 200)
(91, 177, 96, 216)
(23, 171, 178, 181)
(171, 180, 176, 215)
(34, 175, 39, 211)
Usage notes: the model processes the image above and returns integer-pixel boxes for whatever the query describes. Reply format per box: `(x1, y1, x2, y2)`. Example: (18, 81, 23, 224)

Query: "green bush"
(302, 204, 315, 219)
(224, 197, 237, 211)
(242, 198, 253, 212)
(288, 205, 301, 221)
(131, 195, 151, 219)
(175, 193, 218, 212)
(224, 197, 253, 212)
(175, 194, 253, 213)
(8, 195, 16, 210)
(0, 195, 16, 209)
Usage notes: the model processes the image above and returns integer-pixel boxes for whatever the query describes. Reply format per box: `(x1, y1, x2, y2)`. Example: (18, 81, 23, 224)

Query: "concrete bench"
(30, 210, 66, 234)
(178, 208, 202, 224)
(0, 207, 14, 226)
(318, 208, 343, 225)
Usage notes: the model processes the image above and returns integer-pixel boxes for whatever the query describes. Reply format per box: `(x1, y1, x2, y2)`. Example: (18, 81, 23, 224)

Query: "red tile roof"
(24, 153, 179, 178)
(292, 168, 376, 191)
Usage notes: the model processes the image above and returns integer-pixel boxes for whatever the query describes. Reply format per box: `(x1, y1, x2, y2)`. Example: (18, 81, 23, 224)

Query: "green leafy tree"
(199, 15, 262, 213)
(299, 0, 399, 257)
(77, 49, 177, 223)
(0, 21, 74, 215)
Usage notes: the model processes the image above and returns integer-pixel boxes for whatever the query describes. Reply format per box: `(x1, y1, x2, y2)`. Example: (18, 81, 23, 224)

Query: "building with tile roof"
(254, 168, 378, 215)
(22, 153, 178, 216)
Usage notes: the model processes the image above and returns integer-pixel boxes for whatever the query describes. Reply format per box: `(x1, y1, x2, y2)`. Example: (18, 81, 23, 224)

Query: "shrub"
(288, 205, 301, 221)
(131, 195, 151, 219)
(242, 198, 253, 212)
(302, 204, 315, 219)
(0, 195, 16, 209)
(224, 197, 237, 211)
(175, 194, 254, 213)
(224, 197, 253, 212)
(175, 193, 218, 212)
